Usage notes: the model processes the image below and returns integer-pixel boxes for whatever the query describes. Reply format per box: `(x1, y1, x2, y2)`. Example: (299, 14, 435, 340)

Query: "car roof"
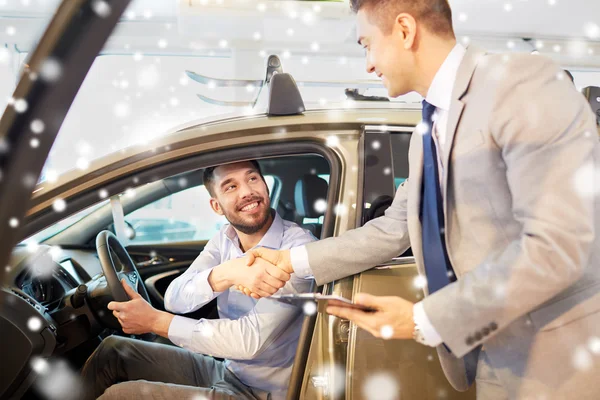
(31, 106, 421, 202)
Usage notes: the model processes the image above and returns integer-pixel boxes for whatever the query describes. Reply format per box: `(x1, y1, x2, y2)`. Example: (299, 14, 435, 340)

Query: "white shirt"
(291, 44, 467, 348)
(165, 212, 316, 399)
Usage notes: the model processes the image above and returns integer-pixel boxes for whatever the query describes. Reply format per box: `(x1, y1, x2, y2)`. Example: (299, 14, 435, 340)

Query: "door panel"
(348, 260, 476, 400)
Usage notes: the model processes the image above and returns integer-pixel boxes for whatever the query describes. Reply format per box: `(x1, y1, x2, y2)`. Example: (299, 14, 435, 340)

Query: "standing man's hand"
(107, 279, 174, 337)
(208, 254, 291, 299)
(326, 293, 416, 340)
(236, 248, 294, 298)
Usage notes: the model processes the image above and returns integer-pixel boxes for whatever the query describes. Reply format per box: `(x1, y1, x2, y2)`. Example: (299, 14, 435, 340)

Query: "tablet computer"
(268, 293, 376, 312)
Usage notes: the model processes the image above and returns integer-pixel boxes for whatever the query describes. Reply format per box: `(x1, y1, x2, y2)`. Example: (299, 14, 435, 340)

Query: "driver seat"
(294, 175, 328, 239)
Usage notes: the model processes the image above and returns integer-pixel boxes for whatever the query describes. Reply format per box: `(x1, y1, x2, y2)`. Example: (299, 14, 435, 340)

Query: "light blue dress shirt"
(164, 211, 315, 399)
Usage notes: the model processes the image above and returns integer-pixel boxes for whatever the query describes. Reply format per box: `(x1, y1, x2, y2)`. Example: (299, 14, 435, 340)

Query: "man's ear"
(210, 198, 224, 216)
(395, 13, 417, 50)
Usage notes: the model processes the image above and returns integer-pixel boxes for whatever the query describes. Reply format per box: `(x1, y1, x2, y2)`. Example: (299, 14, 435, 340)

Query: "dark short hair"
(203, 160, 265, 197)
(350, 0, 454, 38)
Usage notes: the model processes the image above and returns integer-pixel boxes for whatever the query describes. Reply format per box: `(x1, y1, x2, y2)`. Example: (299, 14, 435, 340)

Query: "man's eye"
(226, 185, 236, 191)
(249, 177, 257, 182)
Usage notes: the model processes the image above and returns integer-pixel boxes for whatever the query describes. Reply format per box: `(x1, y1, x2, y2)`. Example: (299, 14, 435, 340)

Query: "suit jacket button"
(489, 322, 498, 331)
(474, 332, 483, 341)
(482, 327, 490, 336)
(466, 336, 474, 346)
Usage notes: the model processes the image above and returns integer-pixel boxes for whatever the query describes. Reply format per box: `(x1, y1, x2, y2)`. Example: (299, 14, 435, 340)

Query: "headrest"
(295, 175, 328, 219)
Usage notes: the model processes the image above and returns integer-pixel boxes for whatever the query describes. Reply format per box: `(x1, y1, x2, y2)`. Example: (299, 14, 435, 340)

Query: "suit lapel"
(442, 46, 487, 212)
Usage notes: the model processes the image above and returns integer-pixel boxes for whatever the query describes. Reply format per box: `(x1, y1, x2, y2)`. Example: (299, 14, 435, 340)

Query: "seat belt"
(110, 195, 128, 244)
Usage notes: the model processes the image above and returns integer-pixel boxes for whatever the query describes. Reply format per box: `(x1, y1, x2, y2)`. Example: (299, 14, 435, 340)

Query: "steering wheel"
(95, 230, 151, 304)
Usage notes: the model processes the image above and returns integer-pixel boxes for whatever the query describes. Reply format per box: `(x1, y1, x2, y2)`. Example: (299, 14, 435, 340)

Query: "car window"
(390, 133, 411, 190)
(124, 176, 275, 244)
(24, 200, 110, 244)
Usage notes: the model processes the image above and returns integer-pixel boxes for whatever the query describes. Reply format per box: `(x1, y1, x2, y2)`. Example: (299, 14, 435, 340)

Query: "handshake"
(209, 248, 294, 299)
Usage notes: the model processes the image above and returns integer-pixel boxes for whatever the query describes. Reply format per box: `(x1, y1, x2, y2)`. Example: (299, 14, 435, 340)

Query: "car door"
(348, 127, 476, 399)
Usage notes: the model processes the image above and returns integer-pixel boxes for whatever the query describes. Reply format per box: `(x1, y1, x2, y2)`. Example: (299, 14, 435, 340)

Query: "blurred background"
(0, 0, 599, 177)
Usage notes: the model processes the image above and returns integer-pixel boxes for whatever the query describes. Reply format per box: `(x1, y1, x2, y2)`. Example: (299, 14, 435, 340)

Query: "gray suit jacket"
(305, 46, 600, 394)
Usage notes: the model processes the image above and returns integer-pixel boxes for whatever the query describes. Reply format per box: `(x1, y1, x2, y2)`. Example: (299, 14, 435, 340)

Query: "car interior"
(1, 153, 332, 399)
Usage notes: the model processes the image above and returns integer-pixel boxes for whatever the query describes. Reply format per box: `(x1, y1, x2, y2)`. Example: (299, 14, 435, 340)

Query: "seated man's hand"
(107, 279, 173, 336)
(237, 248, 294, 298)
(210, 255, 291, 299)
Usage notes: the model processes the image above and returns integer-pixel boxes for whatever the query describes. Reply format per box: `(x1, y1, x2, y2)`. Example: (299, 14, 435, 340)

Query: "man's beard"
(225, 206, 273, 235)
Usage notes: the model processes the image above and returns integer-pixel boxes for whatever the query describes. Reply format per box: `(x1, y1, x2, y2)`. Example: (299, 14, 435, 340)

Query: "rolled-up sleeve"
(164, 237, 223, 314)
(168, 275, 311, 359)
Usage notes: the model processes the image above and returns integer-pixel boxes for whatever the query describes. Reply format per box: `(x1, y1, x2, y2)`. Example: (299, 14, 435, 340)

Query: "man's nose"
(238, 182, 253, 198)
(366, 59, 375, 74)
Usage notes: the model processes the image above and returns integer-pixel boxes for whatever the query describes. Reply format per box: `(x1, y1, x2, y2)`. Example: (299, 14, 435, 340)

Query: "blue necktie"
(420, 100, 456, 294)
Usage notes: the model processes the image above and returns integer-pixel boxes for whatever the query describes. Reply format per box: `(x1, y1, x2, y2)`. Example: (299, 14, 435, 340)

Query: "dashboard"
(8, 245, 101, 310)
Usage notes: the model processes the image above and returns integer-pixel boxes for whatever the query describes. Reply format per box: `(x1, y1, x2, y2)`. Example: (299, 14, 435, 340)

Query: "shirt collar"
(224, 209, 284, 251)
(425, 43, 467, 112)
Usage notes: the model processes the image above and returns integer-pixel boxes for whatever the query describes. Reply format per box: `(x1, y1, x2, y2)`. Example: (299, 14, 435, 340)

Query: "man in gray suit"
(240, 0, 600, 398)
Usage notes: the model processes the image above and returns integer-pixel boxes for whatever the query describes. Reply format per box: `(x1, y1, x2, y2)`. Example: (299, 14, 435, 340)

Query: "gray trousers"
(80, 336, 269, 400)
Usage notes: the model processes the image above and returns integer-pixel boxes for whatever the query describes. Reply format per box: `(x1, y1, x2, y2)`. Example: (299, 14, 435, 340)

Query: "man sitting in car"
(81, 160, 316, 400)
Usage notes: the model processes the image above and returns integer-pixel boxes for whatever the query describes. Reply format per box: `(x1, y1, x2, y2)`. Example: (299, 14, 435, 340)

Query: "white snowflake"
(31, 119, 45, 134)
(49, 246, 62, 260)
(28, 316, 42, 332)
(286, 28, 294, 36)
(313, 4, 321, 12)
(303, 301, 317, 316)
(9, 218, 19, 228)
(458, 12, 468, 22)
(98, 189, 109, 199)
(6, 25, 16, 36)
(40, 58, 63, 82)
(362, 372, 399, 400)
(14, 98, 28, 113)
(311, 42, 320, 52)
(157, 39, 168, 49)
(588, 336, 600, 354)
(503, 3, 513, 12)
(572, 162, 600, 199)
(125, 188, 136, 198)
(91, 0, 111, 18)
(572, 346, 593, 371)
(383, 167, 392, 175)
(76, 158, 89, 170)
(178, 177, 188, 187)
(413, 275, 427, 290)
(334, 204, 347, 216)
(143, 9, 153, 19)
(33, 359, 83, 400)
(26, 241, 39, 253)
(31, 357, 49, 374)
(257, 2, 266, 12)
(584, 23, 600, 39)
(313, 199, 327, 213)
(30, 138, 39, 148)
(283, 50, 291, 59)
(326, 136, 340, 147)
(133, 52, 143, 62)
(114, 102, 131, 118)
(371, 140, 381, 150)
(553, 45, 562, 53)
(219, 39, 228, 48)
(380, 325, 394, 339)
(52, 198, 67, 212)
